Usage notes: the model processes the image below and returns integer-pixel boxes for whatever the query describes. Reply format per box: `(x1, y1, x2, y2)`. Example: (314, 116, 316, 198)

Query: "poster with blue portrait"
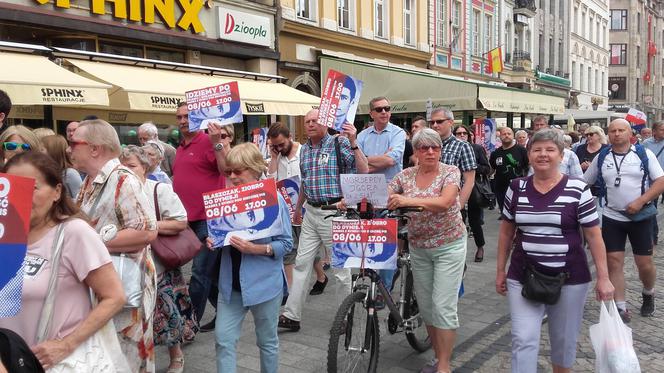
(0, 174, 34, 317)
(474, 118, 499, 153)
(203, 178, 282, 248)
(318, 69, 364, 131)
(331, 218, 398, 270)
(276, 176, 302, 224)
(185, 82, 243, 131)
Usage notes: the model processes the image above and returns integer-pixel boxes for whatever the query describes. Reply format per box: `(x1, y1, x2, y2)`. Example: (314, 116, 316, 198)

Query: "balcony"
(514, 0, 537, 18)
(513, 50, 532, 71)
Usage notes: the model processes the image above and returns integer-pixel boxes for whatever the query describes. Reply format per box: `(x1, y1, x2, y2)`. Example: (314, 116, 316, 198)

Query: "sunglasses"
(372, 106, 391, 113)
(219, 133, 231, 139)
(455, 131, 469, 136)
(417, 145, 441, 152)
(585, 133, 596, 137)
(3, 142, 31, 151)
(223, 167, 248, 177)
(428, 119, 450, 125)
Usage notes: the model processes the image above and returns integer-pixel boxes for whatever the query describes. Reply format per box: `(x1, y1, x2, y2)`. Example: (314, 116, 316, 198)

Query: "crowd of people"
(0, 84, 661, 373)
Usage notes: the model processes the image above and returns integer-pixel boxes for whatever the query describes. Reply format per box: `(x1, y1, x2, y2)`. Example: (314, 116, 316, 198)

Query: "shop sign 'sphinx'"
(33, 0, 206, 33)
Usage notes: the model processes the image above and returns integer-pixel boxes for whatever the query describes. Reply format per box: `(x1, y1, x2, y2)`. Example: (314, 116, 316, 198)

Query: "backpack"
(594, 144, 650, 207)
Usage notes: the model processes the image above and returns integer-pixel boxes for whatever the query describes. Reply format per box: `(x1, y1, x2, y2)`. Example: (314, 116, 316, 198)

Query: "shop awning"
(478, 86, 565, 115)
(320, 56, 477, 114)
(0, 52, 110, 106)
(67, 59, 319, 115)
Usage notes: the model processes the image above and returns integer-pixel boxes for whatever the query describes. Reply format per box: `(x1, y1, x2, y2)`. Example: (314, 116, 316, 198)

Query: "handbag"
(620, 203, 657, 222)
(589, 300, 642, 373)
(110, 252, 144, 308)
(521, 262, 569, 305)
(470, 174, 496, 209)
(150, 183, 202, 270)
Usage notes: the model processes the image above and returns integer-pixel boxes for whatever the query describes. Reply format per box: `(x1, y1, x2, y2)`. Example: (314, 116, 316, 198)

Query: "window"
(610, 44, 627, 65)
(596, 20, 601, 44)
(602, 25, 606, 47)
(403, 0, 415, 45)
(436, 0, 446, 46)
(484, 15, 492, 54)
(582, 12, 586, 38)
(637, 45, 640, 66)
(375, 0, 388, 38)
(472, 10, 480, 56)
(572, 61, 577, 89)
(610, 9, 628, 30)
(574, 7, 578, 33)
(450, 1, 462, 52)
(580, 63, 585, 91)
(146, 48, 185, 63)
(589, 15, 594, 41)
(337, 0, 355, 30)
(588, 67, 593, 93)
(452, 1, 461, 28)
(596, 70, 601, 95)
(601, 71, 605, 95)
(638, 12, 641, 33)
(609, 77, 626, 100)
(99, 41, 143, 58)
(549, 0, 554, 13)
(297, 0, 317, 21)
(637, 78, 640, 101)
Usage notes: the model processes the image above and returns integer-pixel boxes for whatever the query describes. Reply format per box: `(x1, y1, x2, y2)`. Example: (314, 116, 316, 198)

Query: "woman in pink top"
(388, 128, 466, 373)
(0, 152, 125, 370)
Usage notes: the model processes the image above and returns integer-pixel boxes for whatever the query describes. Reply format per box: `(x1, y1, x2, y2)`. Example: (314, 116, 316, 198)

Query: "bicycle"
(322, 201, 431, 373)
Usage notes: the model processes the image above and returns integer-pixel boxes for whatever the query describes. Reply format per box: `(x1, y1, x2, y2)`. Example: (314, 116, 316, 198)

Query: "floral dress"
(77, 158, 157, 373)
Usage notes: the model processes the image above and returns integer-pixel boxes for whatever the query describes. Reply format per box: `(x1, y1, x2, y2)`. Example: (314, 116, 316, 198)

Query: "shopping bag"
(589, 300, 641, 373)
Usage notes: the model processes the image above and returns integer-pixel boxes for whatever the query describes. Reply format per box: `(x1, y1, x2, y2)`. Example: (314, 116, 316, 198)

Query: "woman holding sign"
(387, 128, 466, 373)
(207, 143, 293, 373)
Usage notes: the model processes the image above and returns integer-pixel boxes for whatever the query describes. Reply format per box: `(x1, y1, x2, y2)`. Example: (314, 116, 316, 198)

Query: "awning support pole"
(520, 113, 526, 128)
(507, 112, 514, 128)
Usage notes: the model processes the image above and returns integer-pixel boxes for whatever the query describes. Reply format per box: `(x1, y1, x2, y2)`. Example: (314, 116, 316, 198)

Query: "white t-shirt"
(584, 146, 664, 222)
(268, 143, 302, 181)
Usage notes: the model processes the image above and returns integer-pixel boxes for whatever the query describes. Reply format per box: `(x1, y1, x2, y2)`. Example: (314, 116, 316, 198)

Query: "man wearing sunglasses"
(171, 101, 229, 331)
(429, 108, 477, 207)
(0, 89, 10, 133)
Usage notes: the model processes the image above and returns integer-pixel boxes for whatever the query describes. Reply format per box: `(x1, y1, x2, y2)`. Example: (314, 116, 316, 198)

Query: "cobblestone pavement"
(156, 208, 664, 372)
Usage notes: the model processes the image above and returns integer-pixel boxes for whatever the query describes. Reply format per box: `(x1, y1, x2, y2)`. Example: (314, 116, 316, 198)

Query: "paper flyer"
(276, 176, 302, 224)
(252, 127, 270, 160)
(204, 178, 282, 247)
(340, 174, 388, 208)
(318, 69, 363, 131)
(0, 174, 35, 317)
(186, 82, 243, 131)
(331, 218, 398, 270)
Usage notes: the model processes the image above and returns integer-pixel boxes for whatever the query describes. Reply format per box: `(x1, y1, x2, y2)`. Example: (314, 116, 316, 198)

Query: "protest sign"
(474, 118, 498, 153)
(0, 174, 35, 317)
(276, 176, 302, 224)
(204, 178, 282, 247)
(185, 81, 243, 131)
(252, 127, 270, 160)
(340, 174, 388, 208)
(318, 69, 363, 131)
(331, 218, 398, 270)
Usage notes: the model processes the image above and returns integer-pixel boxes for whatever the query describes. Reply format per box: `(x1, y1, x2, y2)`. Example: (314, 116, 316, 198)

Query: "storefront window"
(146, 48, 186, 63)
(50, 37, 96, 52)
(99, 41, 143, 58)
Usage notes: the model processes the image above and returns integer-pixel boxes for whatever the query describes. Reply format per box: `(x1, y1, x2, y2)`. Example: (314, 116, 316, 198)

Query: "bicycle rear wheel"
(327, 291, 380, 373)
(403, 270, 432, 352)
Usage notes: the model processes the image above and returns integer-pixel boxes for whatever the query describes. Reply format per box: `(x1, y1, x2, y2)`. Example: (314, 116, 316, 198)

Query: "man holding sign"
(278, 109, 368, 332)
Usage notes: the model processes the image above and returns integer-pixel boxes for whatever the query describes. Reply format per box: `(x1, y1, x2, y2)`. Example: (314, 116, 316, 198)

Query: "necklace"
(533, 174, 562, 194)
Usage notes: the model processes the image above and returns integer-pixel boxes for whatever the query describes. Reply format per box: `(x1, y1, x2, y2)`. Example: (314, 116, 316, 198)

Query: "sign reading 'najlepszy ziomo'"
(216, 7, 272, 47)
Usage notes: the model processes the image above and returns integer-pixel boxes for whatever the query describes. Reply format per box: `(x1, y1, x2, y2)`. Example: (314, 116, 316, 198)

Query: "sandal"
(474, 247, 484, 263)
(166, 356, 184, 373)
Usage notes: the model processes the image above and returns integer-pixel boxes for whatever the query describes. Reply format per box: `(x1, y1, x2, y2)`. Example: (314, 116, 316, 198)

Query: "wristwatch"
(214, 143, 224, 152)
(351, 145, 359, 150)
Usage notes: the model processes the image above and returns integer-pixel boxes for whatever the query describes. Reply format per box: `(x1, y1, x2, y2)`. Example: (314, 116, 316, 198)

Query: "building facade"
(609, 0, 664, 121)
(497, 0, 537, 90)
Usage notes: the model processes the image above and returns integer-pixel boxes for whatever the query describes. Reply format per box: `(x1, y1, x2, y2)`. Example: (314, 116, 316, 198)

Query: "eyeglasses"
(68, 140, 89, 149)
(417, 145, 441, 152)
(223, 167, 248, 177)
(428, 119, 450, 125)
(219, 133, 231, 140)
(3, 142, 31, 151)
(372, 106, 391, 113)
(455, 131, 469, 136)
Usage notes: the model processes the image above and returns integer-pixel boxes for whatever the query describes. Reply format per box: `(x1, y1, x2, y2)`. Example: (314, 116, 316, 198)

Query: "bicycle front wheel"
(327, 291, 380, 373)
(403, 270, 432, 352)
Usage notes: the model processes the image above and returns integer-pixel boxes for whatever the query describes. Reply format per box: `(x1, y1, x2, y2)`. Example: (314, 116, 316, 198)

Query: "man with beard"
(490, 127, 529, 213)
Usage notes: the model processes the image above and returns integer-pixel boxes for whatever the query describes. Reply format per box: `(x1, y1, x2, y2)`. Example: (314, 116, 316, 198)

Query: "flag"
(625, 108, 647, 125)
(487, 47, 504, 74)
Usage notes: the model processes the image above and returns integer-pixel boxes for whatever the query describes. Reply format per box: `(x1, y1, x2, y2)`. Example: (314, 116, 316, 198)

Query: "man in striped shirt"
(278, 109, 368, 332)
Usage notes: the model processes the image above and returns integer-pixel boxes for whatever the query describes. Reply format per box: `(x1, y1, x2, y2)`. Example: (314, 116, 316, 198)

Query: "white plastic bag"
(589, 300, 641, 373)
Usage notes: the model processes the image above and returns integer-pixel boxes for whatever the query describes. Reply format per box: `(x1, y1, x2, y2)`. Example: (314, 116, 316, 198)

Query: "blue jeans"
(188, 220, 218, 321)
(215, 292, 281, 373)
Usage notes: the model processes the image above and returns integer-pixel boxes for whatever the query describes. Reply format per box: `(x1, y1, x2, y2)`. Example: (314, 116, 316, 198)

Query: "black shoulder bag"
(521, 260, 569, 305)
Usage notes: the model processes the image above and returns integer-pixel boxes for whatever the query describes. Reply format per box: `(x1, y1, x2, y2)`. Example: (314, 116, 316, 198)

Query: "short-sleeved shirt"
(642, 137, 664, 168)
(388, 163, 464, 249)
(300, 134, 356, 204)
(357, 122, 406, 181)
(440, 135, 477, 173)
(583, 145, 664, 222)
(172, 131, 225, 221)
(502, 176, 599, 284)
(0, 219, 111, 346)
(489, 145, 529, 188)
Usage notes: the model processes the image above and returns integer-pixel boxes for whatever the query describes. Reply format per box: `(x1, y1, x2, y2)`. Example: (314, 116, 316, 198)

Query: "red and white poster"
(185, 82, 243, 131)
(0, 174, 35, 317)
(318, 69, 363, 131)
(276, 176, 301, 224)
(203, 178, 282, 247)
(331, 218, 398, 270)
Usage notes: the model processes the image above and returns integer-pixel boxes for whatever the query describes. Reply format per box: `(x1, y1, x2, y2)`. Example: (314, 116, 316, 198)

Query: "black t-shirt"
(489, 145, 529, 187)
(575, 143, 607, 164)
(403, 139, 414, 169)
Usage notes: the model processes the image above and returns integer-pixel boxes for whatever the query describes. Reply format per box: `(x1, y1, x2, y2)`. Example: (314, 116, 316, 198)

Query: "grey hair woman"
(388, 127, 466, 373)
(143, 141, 171, 184)
(497, 128, 613, 373)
